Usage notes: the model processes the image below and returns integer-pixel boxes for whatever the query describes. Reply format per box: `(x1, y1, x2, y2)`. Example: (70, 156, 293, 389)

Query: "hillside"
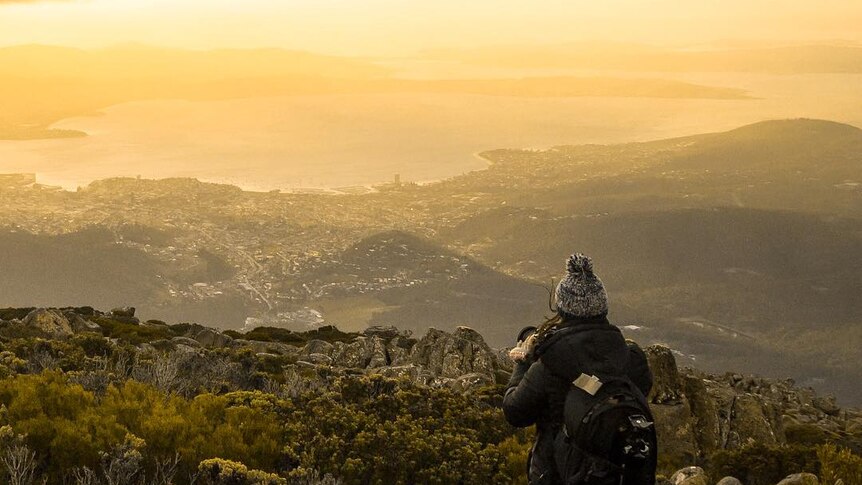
(0, 227, 161, 308)
(0, 306, 857, 484)
(0, 118, 860, 406)
(293, 230, 548, 345)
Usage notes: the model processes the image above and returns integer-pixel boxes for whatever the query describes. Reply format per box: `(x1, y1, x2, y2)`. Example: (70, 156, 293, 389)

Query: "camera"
(516, 325, 537, 345)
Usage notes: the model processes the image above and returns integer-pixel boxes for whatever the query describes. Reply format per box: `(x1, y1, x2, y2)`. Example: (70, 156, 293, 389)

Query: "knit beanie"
(555, 253, 609, 318)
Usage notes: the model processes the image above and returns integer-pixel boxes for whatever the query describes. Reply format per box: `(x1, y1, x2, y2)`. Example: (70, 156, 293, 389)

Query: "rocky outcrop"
(646, 348, 862, 468)
(22, 308, 74, 337)
(285, 325, 502, 391)
(0, 305, 857, 465)
(330, 336, 388, 368)
(646, 345, 684, 404)
(408, 326, 497, 379)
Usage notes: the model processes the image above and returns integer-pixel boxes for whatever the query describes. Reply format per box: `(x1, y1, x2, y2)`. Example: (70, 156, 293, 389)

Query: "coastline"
(22, 151, 498, 196)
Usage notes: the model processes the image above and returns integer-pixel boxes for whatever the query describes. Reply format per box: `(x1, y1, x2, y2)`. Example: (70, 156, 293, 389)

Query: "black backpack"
(553, 374, 657, 485)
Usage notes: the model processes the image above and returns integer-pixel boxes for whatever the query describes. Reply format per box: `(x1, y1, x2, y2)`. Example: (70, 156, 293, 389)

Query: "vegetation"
(0, 314, 856, 483)
(0, 370, 523, 484)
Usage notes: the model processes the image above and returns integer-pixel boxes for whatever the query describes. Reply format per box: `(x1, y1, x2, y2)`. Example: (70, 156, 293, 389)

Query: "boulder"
(331, 339, 366, 368)
(385, 336, 414, 366)
(109, 307, 139, 324)
(727, 394, 780, 448)
(301, 339, 334, 357)
(670, 467, 708, 485)
(232, 339, 299, 356)
(683, 375, 721, 456)
(363, 325, 402, 340)
(192, 327, 233, 348)
(777, 473, 819, 485)
(812, 396, 840, 417)
(645, 345, 684, 404)
(110, 307, 136, 318)
(67, 314, 102, 334)
(409, 327, 497, 379)
(170, 336, 202, 348)
(716, 477, 743, 485)
(299, 353, 333, 366)
(331, 336, 389, 368)
(367, 337, 388, 368)
(23, 308, 73, 337)
(651, 400, 699, 466)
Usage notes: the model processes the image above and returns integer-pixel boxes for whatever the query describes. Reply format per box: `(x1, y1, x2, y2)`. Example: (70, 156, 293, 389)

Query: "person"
(502, 253, 655, 485)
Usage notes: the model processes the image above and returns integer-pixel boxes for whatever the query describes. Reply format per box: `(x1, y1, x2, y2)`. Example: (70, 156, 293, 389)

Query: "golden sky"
(0, 0, 861, 55)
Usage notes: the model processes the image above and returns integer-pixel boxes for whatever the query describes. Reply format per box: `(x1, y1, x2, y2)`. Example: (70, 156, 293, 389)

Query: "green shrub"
(71, 332, 114, 358)
(94, 317, 170, 344)
(198, 458, 286, 485)
(818, 444, 862, 485)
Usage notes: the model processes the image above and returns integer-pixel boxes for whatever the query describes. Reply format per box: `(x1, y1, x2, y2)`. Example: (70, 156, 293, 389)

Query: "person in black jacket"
(503, 253, 654, 485)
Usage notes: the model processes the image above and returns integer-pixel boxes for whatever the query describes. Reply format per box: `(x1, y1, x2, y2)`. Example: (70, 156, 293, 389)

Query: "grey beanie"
(555, 253, 609, 318)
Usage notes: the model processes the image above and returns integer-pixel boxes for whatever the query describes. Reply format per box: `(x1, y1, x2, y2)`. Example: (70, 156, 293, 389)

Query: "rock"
(645, 345, 684, 404)
(683, 375, 721, 456)
(494, 347, 514, 372)
(299, 353, 333, 366)
(727, 394, 779, 448)
(651, 400, 699, 466)
(670, 467, 707, 485)
(110, 307, 136, 318)
(385, 336, 414, 366)
(330, 336, 389, 368)
(331, 340, 364, 368)
(367, 337, 389, 368)
(232, 339, 299, 356)
(23, 308, 73, 337)
(409, 327, 497, 379)
(777, 473, 819, 485)
(716, 477, 743, 485)
(300, 339, 334, 357)
(192, 328, 233, 348)
(170, 336, 202, 348)
(812, 396, 840, 416)
(363, 325, 402, 340)
(67, 314, 102, 334)
(448, 373, 495, 393)
(109, 307, 139, 324)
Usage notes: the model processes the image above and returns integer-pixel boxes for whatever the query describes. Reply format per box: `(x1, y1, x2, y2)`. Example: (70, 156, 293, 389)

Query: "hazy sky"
(0, 0, 861, 55)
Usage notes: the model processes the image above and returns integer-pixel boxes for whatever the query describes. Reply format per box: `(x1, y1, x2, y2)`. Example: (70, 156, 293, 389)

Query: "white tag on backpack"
(573, 373, 603, 396)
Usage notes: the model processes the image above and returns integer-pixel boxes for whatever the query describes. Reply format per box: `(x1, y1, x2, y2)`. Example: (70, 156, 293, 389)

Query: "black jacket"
(502, 317, 653, 485)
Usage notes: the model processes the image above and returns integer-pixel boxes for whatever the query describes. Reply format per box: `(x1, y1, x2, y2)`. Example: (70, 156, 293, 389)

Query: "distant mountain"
(0, 225, 249, 328)
(424, 42, 862, 73)
(658, 119, 862, 173)
(0, 44, 752, 140)
(0, 227, 161, 309)
(477, 119, 862, 217)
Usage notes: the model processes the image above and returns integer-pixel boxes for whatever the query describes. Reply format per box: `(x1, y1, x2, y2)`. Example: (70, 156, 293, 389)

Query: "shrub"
(94, 317, 170, 344)
(818, 444, 862, 485)
(708, 443, 820, 485)
(198, 458, 286, 485)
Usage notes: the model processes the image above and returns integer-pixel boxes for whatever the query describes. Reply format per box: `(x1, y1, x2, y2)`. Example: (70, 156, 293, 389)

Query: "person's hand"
(508, 333, 536, 363)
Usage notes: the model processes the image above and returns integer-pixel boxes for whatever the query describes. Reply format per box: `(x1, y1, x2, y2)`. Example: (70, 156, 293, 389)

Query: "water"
(1, 73, 861, 191)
